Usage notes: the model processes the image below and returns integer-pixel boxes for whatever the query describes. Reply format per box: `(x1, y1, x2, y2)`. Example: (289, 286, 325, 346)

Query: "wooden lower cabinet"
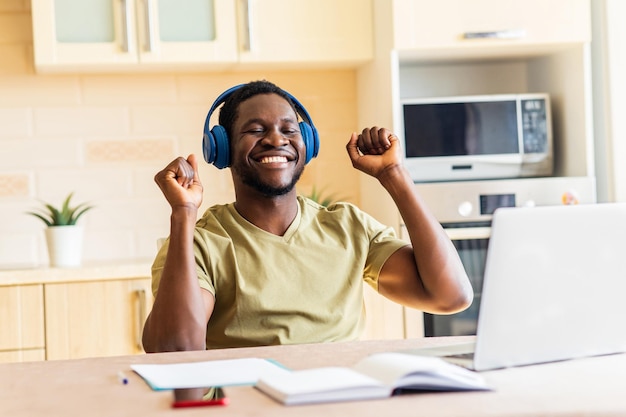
(0, 285, 45, 363)
(361, 285, 406, 340)
(44, 278, 153, 360)
(2, 275, 414, 362)
(0, 349, 45, 362)
(362, 286, 427, 340)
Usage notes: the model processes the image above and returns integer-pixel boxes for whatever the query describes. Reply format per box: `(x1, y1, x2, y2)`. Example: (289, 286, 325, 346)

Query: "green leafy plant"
(27, 193, 93, 226)
(306, 185, 344, 207)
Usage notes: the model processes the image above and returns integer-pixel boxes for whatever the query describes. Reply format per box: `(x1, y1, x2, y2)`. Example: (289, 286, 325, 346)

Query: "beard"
(233, 163, 305, 197)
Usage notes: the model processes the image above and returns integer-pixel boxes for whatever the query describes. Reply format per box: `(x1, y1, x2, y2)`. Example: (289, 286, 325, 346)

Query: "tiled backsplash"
(0, 3, 360, 267)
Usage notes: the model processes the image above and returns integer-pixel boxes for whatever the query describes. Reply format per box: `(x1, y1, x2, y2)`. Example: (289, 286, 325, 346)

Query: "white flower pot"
(45, 225, 84, 267)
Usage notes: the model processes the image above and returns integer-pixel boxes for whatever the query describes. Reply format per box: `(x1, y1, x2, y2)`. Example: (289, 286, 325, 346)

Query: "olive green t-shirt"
(151, 196, 408, 349)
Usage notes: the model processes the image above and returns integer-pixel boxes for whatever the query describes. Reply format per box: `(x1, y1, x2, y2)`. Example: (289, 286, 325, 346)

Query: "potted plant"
(305, 185, 344, 207)
(27, 193, 93, 267)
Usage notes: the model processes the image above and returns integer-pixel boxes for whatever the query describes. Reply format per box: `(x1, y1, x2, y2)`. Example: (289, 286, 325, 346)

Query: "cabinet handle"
(239, 0, 254, 52)
(462, 29, 526, 40)
(143, 0, 153, 52)
(119, 0, 131, 52)
(135, 289, 148, 351)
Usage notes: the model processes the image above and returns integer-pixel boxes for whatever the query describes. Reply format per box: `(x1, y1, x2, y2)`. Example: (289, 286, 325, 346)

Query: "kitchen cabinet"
(356, 0, 595, 338)
(31, 0, 373, 73)
(0, 262, 153, 362)
(0, 262, 397, 358)
(44, 278, 152, 360)
(591, 0, 626, 203)
(237, 0, 372, 66)
(393, 0, 590, 53)
(358, 0, 594, 231)
(361, 285, 406, 340)
(0, 285, 45, 363)
(31, 0, 238, 71)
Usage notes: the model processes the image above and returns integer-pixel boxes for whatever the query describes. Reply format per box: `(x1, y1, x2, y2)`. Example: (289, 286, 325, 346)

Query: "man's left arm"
(346, 127, 473, 313)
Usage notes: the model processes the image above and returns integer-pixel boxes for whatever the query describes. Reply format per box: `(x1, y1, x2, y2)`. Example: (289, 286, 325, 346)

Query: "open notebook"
(405, 202, 626, 371)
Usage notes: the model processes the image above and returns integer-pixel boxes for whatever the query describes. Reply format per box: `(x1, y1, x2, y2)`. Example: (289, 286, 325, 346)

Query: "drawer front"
(0, 285, 45, 352)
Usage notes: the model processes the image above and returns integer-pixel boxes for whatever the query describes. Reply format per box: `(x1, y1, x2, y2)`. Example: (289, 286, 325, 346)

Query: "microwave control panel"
(521, 98, 549, 154)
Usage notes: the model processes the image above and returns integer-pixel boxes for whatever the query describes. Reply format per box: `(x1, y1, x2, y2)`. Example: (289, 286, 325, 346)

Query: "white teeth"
(260, 156, 288, 164)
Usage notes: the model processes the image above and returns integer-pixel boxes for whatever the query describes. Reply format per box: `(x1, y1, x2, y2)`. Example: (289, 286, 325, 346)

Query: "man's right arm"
(141, 155, 214, 353)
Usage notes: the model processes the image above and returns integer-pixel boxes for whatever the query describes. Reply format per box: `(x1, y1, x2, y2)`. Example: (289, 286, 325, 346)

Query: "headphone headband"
(202, 84, 319, 169)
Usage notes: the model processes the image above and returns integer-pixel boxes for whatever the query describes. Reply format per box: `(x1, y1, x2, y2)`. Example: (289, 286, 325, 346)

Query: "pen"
(117, 371, 129, 385)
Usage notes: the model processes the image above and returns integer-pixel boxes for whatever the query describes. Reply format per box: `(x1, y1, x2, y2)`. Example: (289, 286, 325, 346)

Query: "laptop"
(404, 202, 626, 371)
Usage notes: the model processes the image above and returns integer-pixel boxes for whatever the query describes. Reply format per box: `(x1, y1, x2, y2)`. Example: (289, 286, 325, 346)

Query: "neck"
(234, 191, 299, 236)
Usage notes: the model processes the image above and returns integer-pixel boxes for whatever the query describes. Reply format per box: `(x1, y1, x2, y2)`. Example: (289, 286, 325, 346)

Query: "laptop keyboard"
(445, 352, 475, 360)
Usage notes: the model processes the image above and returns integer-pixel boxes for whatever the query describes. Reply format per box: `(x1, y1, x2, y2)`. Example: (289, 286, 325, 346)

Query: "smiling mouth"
(259, 156, 289, 164)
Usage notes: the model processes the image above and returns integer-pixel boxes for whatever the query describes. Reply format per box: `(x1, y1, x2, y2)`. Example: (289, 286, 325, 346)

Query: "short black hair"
(218, 80, 298, 141)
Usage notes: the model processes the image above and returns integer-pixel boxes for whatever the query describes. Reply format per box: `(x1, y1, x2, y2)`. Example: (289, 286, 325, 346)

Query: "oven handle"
(445, 227, 491, 240)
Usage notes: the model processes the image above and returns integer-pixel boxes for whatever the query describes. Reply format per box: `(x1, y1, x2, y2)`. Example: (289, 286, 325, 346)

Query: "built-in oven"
(424, 221, 490, 337)
(410, 176, 596, 337)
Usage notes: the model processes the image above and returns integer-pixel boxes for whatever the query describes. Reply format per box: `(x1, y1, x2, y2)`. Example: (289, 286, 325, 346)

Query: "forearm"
(142, 207, 211, 353)
(378, 165, 473, 311)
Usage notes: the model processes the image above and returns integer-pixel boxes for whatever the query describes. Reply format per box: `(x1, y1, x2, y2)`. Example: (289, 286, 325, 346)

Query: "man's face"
(229, 93, 306, 197)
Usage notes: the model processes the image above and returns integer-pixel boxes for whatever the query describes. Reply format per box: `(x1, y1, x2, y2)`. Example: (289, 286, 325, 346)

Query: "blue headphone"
(202, 84, 320, 169)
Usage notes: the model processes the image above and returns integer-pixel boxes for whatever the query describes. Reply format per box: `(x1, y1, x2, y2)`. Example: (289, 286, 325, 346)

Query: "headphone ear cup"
(211, 125, 230, 169)
(202, 129, 217, 165)
(202, 84, 244, 169)
(299, 121, 315, 164)
(311, 125, 320, 160)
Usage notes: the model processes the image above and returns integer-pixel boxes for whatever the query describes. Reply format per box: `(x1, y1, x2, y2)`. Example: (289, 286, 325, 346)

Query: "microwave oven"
(400, 93, 553, 183)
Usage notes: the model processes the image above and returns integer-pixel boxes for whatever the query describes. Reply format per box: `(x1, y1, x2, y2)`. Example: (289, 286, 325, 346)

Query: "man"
(142, 80, 472, 353)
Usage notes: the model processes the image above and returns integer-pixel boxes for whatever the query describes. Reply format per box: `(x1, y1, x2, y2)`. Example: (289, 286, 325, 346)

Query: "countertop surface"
(0, 259, 153, 286)
(2, 337, 626, 417)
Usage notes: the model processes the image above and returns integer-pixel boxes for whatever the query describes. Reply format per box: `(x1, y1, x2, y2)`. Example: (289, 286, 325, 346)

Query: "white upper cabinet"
(31, 0, 238, 72)
(393, 0, 591, 57)
(31, 0, 373, 73)
(32, 0, 237, 70)
(238, 0, 373, 65)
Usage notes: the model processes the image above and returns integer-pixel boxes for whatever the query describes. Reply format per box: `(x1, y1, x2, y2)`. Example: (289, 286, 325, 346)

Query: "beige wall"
(0, 2, 361, 267)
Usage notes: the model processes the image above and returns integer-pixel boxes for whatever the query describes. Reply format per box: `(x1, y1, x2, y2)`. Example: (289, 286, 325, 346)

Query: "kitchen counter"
(3, 337, 626, 416)
(0, 259, 153, 286)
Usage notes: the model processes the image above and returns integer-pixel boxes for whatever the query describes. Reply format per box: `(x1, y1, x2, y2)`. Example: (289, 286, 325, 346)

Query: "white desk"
(2, 337, 625, 416)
